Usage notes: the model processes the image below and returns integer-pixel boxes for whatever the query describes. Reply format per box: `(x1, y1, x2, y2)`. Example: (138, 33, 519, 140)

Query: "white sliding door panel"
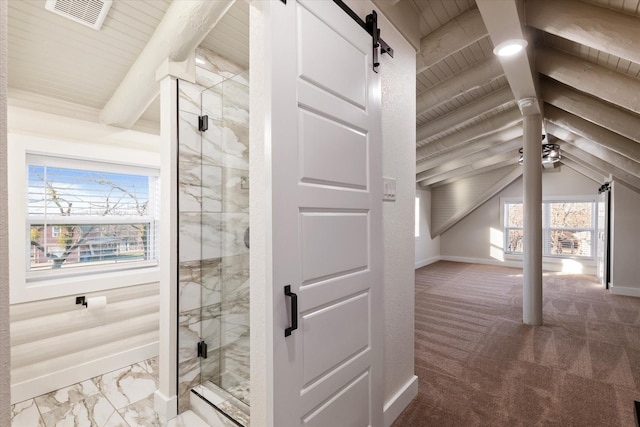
(262, 0, 383, 426)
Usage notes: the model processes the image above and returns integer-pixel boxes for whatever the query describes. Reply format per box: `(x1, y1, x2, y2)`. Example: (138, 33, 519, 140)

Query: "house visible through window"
(503, 199, 595, 258)
(27, 155, 159, 277)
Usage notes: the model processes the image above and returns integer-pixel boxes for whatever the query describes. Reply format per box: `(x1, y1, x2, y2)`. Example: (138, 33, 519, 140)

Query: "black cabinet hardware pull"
(284, 285, 298, 337)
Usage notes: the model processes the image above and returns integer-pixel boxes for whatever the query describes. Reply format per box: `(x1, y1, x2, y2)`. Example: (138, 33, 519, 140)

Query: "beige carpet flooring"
(392, 261, 640, 427)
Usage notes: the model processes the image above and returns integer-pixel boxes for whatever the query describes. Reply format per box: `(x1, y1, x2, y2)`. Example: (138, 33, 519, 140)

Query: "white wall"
(1, 0, 10, 420)
(7, 108, 161, 404)
(609, 181, 640, 297)
(440, 166, 599, 274)
(346, 1, 419, 423)
(415, 187, 440, 268)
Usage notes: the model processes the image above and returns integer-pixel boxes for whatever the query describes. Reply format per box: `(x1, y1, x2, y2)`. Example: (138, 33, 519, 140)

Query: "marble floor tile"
(165, 410, 215, 427)
(139, 357, 159, 380)
(93, 364, 158, 410)
(34, 380, 100, 414)
(11, 399, 44, 427)
(40, 394, 126, 427)
(119, 395, 160, 427)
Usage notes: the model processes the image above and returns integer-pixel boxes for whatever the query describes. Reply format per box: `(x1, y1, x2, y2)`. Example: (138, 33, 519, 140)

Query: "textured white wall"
(346, 0, 419, 416)
(441, 166, 599, 270)
(415, 188, 441, 268)
(1, 0, 10, 421)
(610, 181, 640, 295)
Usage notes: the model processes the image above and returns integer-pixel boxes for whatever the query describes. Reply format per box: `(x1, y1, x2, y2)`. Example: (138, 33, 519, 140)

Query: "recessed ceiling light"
(493, 39, 528, 57)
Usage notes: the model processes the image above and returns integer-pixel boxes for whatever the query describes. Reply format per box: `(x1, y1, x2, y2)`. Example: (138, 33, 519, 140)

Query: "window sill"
(12, 266, 161, 304)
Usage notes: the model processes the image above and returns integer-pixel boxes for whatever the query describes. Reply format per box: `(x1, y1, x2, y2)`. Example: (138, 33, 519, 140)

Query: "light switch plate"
(383, 177, 396, 202)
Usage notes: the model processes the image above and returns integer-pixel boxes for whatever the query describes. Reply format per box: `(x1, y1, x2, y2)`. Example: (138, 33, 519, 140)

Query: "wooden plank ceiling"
(6, 0, 640, 202)
(412, 0, 640, 198)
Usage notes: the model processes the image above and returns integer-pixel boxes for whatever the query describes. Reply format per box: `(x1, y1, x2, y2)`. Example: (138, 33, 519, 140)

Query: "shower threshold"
(191, 382, 250, 427)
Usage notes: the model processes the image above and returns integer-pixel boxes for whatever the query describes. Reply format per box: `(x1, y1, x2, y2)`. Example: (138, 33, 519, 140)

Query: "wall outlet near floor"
(383, 177, 396, 202)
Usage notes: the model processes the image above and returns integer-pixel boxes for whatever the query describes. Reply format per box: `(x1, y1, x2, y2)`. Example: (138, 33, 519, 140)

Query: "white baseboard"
(439, 255, 597, 275)
(609, 285, 640, 298)
(155, 389, 178, 424)
(415, 256, 441, 269)
(11, 342, 158, 404)
(383, 375, 418, 427)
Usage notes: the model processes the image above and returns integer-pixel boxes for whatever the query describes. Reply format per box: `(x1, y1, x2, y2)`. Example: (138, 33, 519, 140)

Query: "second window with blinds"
(503, 198, 596, 259)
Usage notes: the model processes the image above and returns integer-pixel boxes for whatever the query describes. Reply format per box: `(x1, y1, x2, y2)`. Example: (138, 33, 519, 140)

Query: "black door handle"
(284, 285, 298, 337)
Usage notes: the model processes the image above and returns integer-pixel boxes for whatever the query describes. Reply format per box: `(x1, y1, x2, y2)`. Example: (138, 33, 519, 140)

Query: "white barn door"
(263, 1, 383, 426)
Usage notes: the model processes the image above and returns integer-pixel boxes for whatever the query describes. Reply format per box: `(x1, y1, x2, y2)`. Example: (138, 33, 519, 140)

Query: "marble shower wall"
(178, 47, 249, 413)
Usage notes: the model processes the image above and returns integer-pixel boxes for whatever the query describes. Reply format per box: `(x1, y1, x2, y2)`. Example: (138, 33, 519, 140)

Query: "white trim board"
(11, 342, 158, 404)
(383, 375, 418, 427)
(609, 285, 640, 298)
(415, 256, 441, 269)
(440, 255, 597, 276)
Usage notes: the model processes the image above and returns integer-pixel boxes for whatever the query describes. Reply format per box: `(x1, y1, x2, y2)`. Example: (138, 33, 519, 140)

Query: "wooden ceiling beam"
(417, 86, 513, 143)
(416, 7, 487, 75)
(416, 125, 523, 173)
(527, 0, 640, 66)
(537, 47, 640, 114)
(419, 150, 518, 186)
(476, 0, 539, 106)
(545, 105, 640, 165)
(416, 56, 503, 116)
(417, 136, 522, 182)
(540, 78, 640, 144)
(417, 107, 521, 161)
(559, 158, 607, 184)
(555, 141, 640, 190)
(100, 0, 234, 128)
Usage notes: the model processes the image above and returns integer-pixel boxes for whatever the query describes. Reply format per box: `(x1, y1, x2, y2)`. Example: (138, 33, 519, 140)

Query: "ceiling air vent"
(44, 0, 113, 31)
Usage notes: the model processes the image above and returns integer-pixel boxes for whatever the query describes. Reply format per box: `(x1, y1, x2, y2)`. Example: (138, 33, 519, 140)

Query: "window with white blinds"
(26, 154, 159, 278)
(503, 199, 595, 259)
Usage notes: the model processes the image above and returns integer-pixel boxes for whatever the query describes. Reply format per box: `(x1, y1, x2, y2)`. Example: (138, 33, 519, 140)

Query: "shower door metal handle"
(284, 285, 298, 337)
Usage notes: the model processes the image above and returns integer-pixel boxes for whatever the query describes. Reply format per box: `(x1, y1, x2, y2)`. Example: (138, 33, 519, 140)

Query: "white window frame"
(9, 133, 161, 303)
(501, 196, 597, 260)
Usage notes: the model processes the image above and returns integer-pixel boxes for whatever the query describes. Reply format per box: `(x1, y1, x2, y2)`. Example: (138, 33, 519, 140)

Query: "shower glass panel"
(199, 70, 250, 413)
(177, 46, 249, 425)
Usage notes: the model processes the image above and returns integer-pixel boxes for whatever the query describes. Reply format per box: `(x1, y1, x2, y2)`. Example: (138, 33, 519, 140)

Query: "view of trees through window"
(504, 201, 594, 258)
(27, 161, 158, 272)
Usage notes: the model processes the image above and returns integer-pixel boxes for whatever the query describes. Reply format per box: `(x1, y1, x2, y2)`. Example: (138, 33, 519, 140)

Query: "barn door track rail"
(279, 0, 394, 72)
(333, 0, 394, 72)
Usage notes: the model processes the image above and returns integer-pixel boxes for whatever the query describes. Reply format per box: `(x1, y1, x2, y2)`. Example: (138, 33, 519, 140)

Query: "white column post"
(154, 74, 179, 423)
(521, 99, 543, 326)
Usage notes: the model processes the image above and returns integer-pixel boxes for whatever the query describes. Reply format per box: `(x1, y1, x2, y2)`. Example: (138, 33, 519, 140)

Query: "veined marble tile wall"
(178, 47, 250, 413)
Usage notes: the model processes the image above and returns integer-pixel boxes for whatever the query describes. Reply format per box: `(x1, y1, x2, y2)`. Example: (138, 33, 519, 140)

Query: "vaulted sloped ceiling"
(412, 0, 640, 236)
(6, 0, 640, 229)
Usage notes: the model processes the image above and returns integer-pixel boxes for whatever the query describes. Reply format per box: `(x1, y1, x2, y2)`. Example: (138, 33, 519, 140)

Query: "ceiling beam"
(429, 165, 522, 237)
(560, 151, 611, 183)
(526, 0, 640, 66)
(430, 159, 518, 189)
(417, 136, 522, 182)
(559, 158, 607, 184)
(545, 121, 640, 178)
(545, 105, 640, 165)
(416, 125, 523, 173)
(556, 142, 640, 190)
(476, 0, 539, 106)
(417, 86, 513, 142)
(417, 107, 521, 161)
(416, 56, 503, 116)
(416, 7, 487, 74)
(100, 0, 234, 128)
(541, 78, 640, 144)
(420, 150, 518, 186)
(537, 47, 640, 114)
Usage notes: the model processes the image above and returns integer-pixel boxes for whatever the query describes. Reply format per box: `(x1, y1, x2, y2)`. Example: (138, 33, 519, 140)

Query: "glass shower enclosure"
(177, 70, 250, 425)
